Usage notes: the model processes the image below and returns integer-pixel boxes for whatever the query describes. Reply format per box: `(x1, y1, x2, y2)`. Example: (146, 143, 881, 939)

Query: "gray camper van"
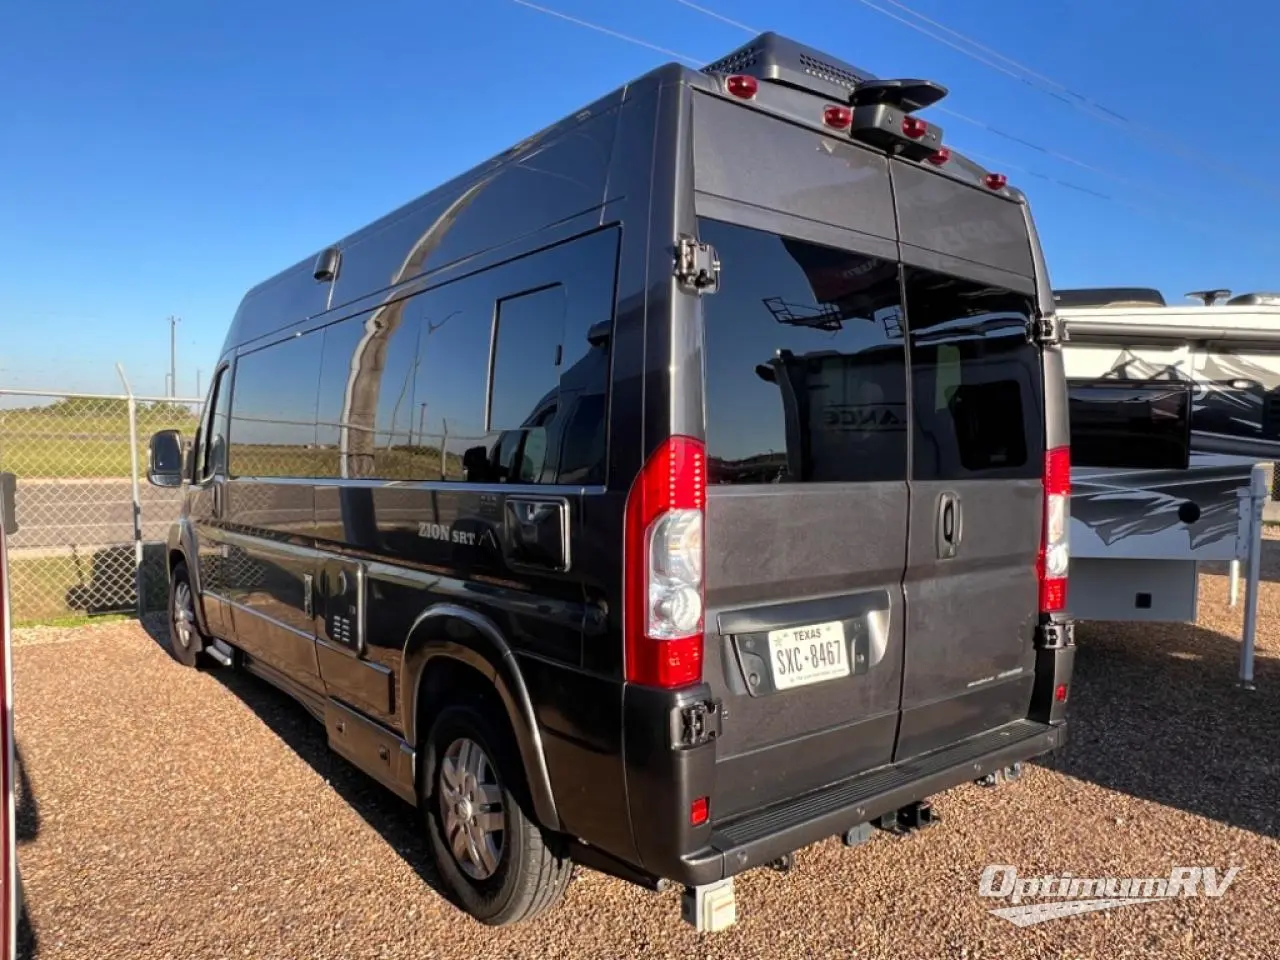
(147, 33, 1075, 931)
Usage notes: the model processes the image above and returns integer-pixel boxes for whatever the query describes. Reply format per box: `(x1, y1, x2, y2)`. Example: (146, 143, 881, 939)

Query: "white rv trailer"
(1059, 288, 1280, 686)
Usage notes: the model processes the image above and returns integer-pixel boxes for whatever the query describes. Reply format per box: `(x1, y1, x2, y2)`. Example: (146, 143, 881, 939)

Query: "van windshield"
(699, 217, 1043, 485)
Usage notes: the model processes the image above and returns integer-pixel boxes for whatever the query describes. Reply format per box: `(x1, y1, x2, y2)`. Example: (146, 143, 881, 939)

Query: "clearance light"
(927, 147, 951, 166)
(902, 116, 928, 139)
(984, 172, 1009, 191)
(823, 105, 852, 129)
(726, 75, 758, 100)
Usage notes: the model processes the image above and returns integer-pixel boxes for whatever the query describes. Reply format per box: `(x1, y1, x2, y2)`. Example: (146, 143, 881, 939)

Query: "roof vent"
(702, 32, 944, 108)
(1226, 292, 1280, 306)
(1054, 287, 1166, 308)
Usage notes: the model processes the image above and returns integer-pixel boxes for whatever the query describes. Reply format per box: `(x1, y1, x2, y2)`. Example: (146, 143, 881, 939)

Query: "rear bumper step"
(676, 719, 1065, 886)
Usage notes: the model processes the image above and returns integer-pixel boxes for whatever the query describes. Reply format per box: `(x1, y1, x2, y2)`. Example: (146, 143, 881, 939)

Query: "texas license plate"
(767, 620, 850, 691)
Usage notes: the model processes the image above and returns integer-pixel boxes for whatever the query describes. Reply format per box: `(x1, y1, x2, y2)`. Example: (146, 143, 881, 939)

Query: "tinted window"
(904, 267, 1043, 480)
(202, 365, 232, 479)
(490, 285, 565, 431)
(229, 333, 324, 478)
(306, 228, 615, 485)
(417, 229, 614, 485)
(193, 369, 220, 481)
(557, 392, 607, 485)
(314, 302, 431, 480)
(412, 271, 505, 481)
(699, 218, 907, 485)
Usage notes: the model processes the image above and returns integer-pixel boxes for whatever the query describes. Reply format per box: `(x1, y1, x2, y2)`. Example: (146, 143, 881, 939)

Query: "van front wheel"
(167, 563, 207, 668)
(423, 704, 572, 926)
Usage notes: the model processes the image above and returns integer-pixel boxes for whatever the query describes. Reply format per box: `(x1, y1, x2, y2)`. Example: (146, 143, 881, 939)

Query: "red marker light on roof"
(927, 147, 951, 166)
(984, 172, 1008, 191)
(726, 75, 758, 100)
(902, 116, 928, 139)
(823, 105, 852, 129)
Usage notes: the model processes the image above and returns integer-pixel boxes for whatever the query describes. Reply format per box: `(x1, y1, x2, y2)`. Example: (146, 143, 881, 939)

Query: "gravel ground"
(11, 543, 1280, 959)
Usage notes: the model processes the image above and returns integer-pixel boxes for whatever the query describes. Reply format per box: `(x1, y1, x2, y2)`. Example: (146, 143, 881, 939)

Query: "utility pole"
(168, 316, 179, 397)
(195, 368, 202, 400)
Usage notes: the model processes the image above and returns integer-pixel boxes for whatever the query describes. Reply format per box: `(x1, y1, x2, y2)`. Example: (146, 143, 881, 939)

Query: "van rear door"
(691, 90, 913, 817)
(893, 165, 1046, 757)
(696, 215, 910, 818)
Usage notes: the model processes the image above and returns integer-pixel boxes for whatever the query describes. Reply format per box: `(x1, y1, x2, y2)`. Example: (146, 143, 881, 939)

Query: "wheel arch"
(166, 521, 214, 636)
(402, 604, 561, 831)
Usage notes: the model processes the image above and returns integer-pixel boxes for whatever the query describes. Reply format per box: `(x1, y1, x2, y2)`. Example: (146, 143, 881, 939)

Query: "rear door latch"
(674, 699, 723, 748)
(675, 236, 720, 295)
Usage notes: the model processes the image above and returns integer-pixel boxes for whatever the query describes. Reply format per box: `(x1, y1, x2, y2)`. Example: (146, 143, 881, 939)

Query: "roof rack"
(1054, 287, 1166, 308)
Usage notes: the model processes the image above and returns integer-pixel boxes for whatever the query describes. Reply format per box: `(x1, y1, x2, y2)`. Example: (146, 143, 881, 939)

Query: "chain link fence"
(0, 386, 202, 624)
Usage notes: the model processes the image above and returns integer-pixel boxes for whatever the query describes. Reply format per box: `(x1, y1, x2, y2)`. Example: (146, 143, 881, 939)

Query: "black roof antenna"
(1185, 289, 1232, 306)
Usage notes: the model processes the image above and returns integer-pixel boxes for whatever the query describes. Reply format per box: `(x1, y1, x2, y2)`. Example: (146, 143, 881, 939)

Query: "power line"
(846, 0, 1280, 202)
(935, 105, 1173, 202)
(508, 0, 700, 63)
(671, 0, 760, 35)
(667, 1, 1177, 203)
(504, 0, 1232, 235)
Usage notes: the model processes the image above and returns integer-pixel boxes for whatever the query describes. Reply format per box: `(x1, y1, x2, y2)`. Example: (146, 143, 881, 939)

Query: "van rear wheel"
(423, 704, 572, 926)
(167, 563, 208, 668)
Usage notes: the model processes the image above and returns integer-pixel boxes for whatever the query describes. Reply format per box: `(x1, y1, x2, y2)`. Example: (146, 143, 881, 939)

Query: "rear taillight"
(1039, 446, 1070, 613)
(624, 436, 706, 688)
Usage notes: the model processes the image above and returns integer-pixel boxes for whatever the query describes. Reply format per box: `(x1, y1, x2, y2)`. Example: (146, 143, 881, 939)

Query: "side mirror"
(586, 320, 612, 348)
(147, 430, 184, 487)
(1, 472, 16, 536)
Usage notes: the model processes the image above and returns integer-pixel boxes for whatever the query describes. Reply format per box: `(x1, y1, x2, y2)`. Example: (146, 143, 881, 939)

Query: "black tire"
(167, 563, 208, 668)
(422, 703, 572, 926)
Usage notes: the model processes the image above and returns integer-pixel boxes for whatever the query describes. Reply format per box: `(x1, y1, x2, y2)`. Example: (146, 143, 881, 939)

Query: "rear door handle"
(936, 492, 962, 559)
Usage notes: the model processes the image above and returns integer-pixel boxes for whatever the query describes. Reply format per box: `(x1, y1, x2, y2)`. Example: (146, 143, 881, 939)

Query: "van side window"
(903, 267, 1044, 480)
(489, 285, 565, 433)
(414, 228, 614, 485)
(315, 305, 432, 480)
(196, 365, 232, 480)
(307, 228, 617, 485)
(228, 333, 324, 478)
(409, 277, 503, 481)
(698, 217, 907, 485)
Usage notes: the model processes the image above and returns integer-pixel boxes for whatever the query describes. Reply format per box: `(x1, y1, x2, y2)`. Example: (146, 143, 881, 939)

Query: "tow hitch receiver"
(875, 800, 939, 835)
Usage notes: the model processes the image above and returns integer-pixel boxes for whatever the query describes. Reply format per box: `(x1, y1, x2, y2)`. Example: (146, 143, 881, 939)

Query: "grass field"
(0, 402, 200, 478)
(4, 544, 170, 624)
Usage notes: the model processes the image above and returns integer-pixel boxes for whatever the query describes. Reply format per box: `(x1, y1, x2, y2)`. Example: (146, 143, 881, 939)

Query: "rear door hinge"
(1036, 621, 1075, 650)
(675, 236, 720, 295)
(1033, 311, 1066, 345)
(674, 699, 723, 749)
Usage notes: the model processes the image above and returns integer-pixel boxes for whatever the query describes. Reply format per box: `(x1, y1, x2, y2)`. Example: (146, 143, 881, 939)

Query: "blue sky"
(1, 0, 1277, 396)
